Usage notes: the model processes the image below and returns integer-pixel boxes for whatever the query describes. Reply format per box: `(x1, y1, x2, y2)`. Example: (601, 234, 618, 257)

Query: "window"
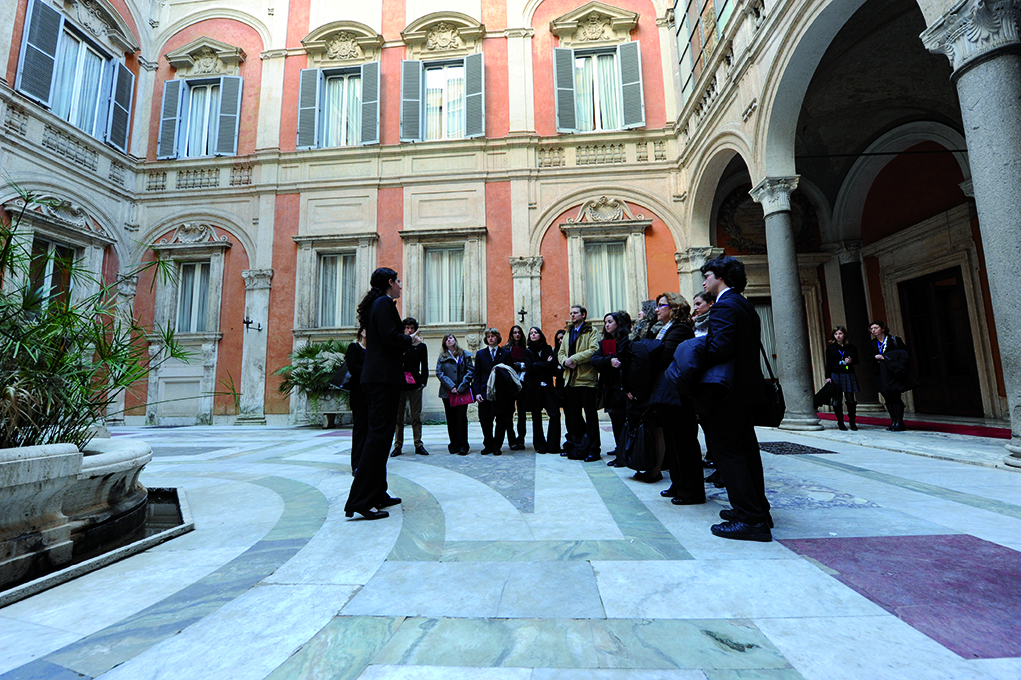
(176, 262, 210, 333)
(584, 242, 627, 318)
(424, 247, 464, 324)
(675, 0, 736, 102)
(296, 62, 379, 148)
(318, 253, 357, 327)
(157, 76, 243, 159)
(29, 237, 75, 308)
(15, 0, 135, 151)
(554, 42, 644, 133)
(401, 53, 484, 142)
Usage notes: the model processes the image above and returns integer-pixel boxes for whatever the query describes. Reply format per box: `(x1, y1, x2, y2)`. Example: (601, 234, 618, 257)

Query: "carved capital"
(509, 256, 543, 278)
(676, 246, 724, 272)
(749, 176, 800, 216)
(921, 0, 1021, 75)
(242, 268, 274, 291)
(118, 274, 139, 299)
(836, 241, 863, 265)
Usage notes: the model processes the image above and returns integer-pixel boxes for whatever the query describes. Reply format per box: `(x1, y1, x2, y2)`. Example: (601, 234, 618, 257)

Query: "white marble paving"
(0, 616, 81, 674)
(359, 666, 532, 680)
(966, 657, 1021, 680)
(530, 672, 708, 680)
(526, 454, 624, 541)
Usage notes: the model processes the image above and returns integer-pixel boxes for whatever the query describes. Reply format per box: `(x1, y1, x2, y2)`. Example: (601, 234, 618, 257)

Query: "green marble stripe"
(441, 538, 688, 562)
(386, 475, 445, 561)
(32, 476, 328, 679)
(265, 616, 405, 680)
(800, 455, 1021, 519)
(369, 617, 796, 671)
(584, 465, 693, 549)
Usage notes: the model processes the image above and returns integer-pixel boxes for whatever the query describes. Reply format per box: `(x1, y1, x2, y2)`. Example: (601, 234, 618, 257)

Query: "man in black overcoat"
(698, 256, 773, 541)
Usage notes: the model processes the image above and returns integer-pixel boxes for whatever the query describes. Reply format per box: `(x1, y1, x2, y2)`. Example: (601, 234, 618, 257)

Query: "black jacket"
(825, 342, 859, 377)
(472, 345, 509, 399)
(344, 342, 366, 411)
(361, 295, 412, 385)
(700, 290, 765, 409)
(523, 343, 557, 411)
(866, 335, 919, 393)
(402, 343, 429, 389)
(591, 334, 630, 411)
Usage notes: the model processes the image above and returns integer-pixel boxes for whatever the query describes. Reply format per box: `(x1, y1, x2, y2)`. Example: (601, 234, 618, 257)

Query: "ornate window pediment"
(302, 21, 383, 67)
(550, 1, 639, 48)
(64, 0, 139, 54)
(564, 196, 647, 226)
(166, 37, 246, 77)
(402, 13, 485, 60)
(6, 195, 115, 247)
(152, 223, 232, 253)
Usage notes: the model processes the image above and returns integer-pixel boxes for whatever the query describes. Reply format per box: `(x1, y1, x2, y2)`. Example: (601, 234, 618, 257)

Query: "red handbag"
(449, 390, 474, 407)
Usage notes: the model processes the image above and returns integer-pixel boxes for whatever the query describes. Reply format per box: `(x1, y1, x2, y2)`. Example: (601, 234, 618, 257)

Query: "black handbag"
(328, 361, 351, 390)
(754, 343, 786, 428)
(623, 416, 655, 471)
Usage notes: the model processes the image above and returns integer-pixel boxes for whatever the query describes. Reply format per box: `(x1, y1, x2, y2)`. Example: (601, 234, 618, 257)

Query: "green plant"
(274, 339, 349, 419)
(0, 181, 187, 449)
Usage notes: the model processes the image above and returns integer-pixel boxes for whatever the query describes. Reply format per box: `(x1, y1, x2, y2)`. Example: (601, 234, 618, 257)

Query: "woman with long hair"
(825, 325, 860, 430)
(436, 333, 474, 455)
(591, 311, 631, 467)
(506, 325, 530, 450)
(344, 267, 421, 520)
(523, 326, 561, 453)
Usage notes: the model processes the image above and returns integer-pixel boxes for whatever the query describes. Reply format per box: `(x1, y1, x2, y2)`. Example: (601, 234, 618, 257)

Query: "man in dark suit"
(698, 255, 772, 541)
(391, 316, 429, 457)
(345, 268, 421, 520)
(473, 328, 508, 455)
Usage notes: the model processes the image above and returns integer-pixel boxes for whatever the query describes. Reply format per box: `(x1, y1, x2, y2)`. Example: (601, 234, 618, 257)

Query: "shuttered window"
(157, 76, 243, 159)
(554, 42, 645, 133)
(296, 63, 379, 149)
(15, 0, 134, 152)
(401, 53, 484, 142)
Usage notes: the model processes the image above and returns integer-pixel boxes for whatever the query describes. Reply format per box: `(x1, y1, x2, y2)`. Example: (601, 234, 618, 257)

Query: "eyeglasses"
(657, 303, 670, 309)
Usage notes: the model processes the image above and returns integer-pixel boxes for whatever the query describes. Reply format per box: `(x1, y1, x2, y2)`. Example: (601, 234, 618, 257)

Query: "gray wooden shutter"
(553, 47, 576, 133)
(15, 0, 63, 106)
(618, 41, 645, 130)
(360, 60, 380, 145)
(215, 75, 243, 155)
(105, 62, 134, 153)
(296, 68, 321, 149)
(400, 60, 424, 142)
(156, 79, 183, 159)
(464, 52, 485, 139)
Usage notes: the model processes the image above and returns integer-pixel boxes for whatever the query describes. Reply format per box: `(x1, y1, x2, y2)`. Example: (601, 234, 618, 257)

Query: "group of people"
(343, 258, 919, 543)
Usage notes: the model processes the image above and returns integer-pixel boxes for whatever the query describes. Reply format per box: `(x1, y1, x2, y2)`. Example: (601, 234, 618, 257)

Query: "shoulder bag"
(754, 342, 786, 427)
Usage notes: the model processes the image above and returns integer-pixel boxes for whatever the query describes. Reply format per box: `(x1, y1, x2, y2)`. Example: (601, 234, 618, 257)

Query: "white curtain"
(319, 255, 338, 326)
(595, 53, 620, 131)
(425, 248, 464, 324)
(585, 242, 626, 318)
(754, 302, 777, 377)
(340, 254, 357, 326)
(574, 56, 594, 132)
(425, 68, 443, 140)
(322, 77, 343, 148)
(75, 47, 103, 134)
(185, 84, 219, 157)
(196, 263, 210, 332)
(323, 75, 361, 147)
(178, 264, 195, 332)
(345, 75, 361, 146)
(319, 254, 356, 326)
(445, 65, 465, 139)
(52, 34, 79, 122)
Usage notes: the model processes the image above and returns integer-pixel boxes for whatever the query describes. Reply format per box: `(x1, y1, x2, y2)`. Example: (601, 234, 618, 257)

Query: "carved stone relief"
(402, 14, 485, 60)
(550, 1, 640, 48)
(567, 196, 643, 223)
(159, 223, 230, 246)
(302, 22, 383, 66)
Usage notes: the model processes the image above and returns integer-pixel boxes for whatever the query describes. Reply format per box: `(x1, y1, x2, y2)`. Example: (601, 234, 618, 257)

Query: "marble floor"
(1, 419, 1020, 680)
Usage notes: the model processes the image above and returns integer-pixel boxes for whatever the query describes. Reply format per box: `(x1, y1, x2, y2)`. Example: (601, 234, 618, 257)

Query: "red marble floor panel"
(780, 534, 1021, 659)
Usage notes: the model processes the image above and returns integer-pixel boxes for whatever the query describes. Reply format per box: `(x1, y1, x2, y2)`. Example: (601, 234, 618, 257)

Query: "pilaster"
(509, 256, 543, 331)
(236, 269, 274, 425)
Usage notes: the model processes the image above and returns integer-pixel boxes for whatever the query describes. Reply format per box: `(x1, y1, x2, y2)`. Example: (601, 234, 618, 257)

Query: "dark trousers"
(701, 407, 770, 524)
(442, 399, 470, 452)
(882, 390, 904, 421)
(350, 408, 368, 473)
(530, 387, 561, 451)
(478, 399, 510, 451)
(607, 410, 626, 455)
(664, 405, 705, 501)
(565, 386, 600, 453)
(345, 383, 400, 512)
(513, 395, 527, 444)
(394, 387, 424, 449)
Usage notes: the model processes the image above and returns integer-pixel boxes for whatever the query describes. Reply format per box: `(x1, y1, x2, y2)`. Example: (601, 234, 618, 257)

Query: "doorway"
(897, 266, 982, 416)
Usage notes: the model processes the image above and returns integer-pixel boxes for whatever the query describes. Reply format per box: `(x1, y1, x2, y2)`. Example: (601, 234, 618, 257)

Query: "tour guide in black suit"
(699, 255, 773, 541)
(344, 267, 422, 520)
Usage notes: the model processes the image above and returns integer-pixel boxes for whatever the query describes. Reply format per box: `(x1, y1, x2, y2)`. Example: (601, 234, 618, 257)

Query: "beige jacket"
(557, 323, 599, 388)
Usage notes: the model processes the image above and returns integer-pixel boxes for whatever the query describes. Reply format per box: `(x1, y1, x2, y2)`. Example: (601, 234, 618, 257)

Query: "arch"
(686, 132, 755, 246)
(530, 185, 685, 255)
(153, 9, 271, 56)
(134, 210, 256, 264)
(831, 121, 969, 242)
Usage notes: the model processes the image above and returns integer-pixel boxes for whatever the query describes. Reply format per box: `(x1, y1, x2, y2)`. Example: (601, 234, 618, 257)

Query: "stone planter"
(310, 390, 351, 428)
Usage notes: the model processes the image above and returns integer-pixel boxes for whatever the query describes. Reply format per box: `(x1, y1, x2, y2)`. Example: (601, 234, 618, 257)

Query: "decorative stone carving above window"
(154, 223, 232, 251)
(66, 0, 139, 54)
(302, 21, 383, 66)
(166, 37, 246, 77)
(566, 196, 644, 223)
(550, 1, 640, 48)
(402, 12, 485, 60)
(6, 195, 114, 246)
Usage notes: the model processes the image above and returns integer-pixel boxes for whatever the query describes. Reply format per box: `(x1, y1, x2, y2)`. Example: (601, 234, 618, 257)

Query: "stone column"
(236, 269, 273, 425)
(510, 256, 543, 330)
(922, 0, 1021, 465)
(105, 274, 139, 426)
(750, 177, 822, 430)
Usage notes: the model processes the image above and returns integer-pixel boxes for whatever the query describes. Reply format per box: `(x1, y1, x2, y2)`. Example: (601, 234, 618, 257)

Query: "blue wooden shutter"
(553, 47, 576, 133)
(15, 0, 63, 106)
(156, 79, 183, 159)
(215, 75, 243, 155)
(618, 41, 645, 130)
(106, 62, 134, 153)
(464, 52, 485, 139)
(296, 68, 321, 149)
(360, 60, 380, 145)
(400, 60, 424, 142)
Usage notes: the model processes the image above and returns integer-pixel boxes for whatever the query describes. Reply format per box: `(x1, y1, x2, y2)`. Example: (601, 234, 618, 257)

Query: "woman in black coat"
(591, 311, 631, 467)
(523, 327, 561, 453)
(866, 320, 919, 432)
(345, 327, 367, 474)
(824, 326, 860, 431)
(506, 325, 530, 450)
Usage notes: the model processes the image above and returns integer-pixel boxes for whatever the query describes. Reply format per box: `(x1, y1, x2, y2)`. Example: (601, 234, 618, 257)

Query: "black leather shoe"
(660, 487, 678, 497)
(415, 445, 429, 456)
(390, 448, 402, 457)
(636, 471, 663, 483)
(376, 496, 401, 509)
(711, 520, 772, 542)
(481, 449, 491, 455)
(719, 508, 774, 528)
(584, 453, 602, 462)
(671, 496, 706, 505)
(345, 508, 390, 520)
(493, 449, 502, 456)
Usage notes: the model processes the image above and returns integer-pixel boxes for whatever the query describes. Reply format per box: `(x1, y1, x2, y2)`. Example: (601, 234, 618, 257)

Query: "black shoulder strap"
(759, 341, 777, 380)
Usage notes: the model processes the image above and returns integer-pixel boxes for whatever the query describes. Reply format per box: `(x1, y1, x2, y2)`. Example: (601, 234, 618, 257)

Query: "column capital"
(921, 0, 1021, 75)
(509, 256, 543, 277)
(675, 246, 724, 272)
(749, 176, 800, 217)
(242, 268, 274, 290)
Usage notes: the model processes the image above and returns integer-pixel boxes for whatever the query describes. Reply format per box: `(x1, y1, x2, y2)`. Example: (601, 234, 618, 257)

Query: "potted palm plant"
(274, 339, 350, 426)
